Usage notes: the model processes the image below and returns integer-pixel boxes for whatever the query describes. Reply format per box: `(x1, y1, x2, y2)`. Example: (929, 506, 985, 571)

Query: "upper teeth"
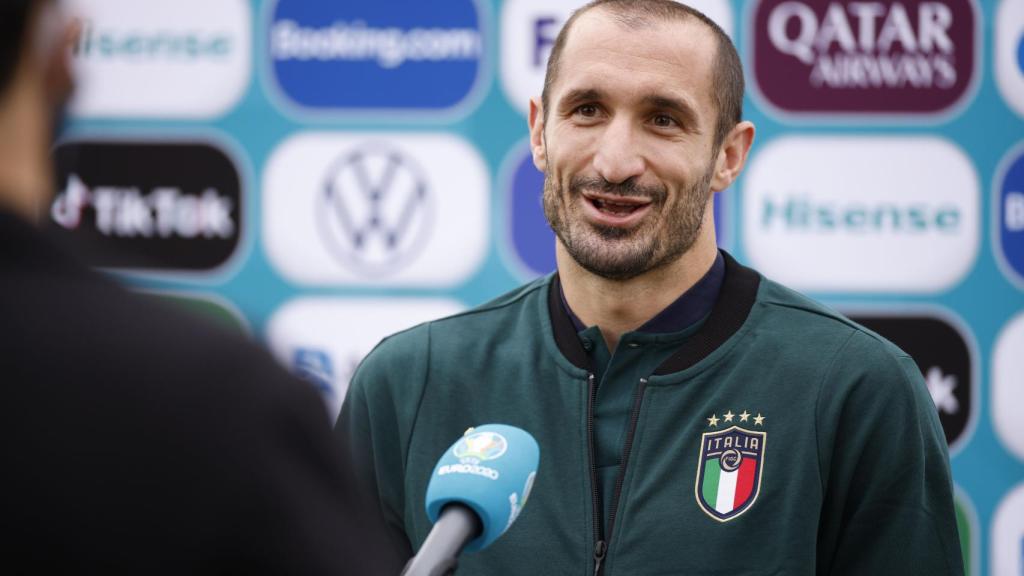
(597, 199, 636, 207)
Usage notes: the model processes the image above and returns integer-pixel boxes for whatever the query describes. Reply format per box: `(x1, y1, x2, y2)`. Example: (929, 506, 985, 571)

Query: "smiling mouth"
(586, 194, 651, 216)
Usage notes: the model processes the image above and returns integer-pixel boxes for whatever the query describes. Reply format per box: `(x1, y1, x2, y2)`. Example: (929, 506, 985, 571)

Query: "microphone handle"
(401, 504, 482, 576)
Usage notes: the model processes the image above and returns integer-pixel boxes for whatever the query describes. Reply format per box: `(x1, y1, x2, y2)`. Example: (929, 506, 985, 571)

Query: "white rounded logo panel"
(263, 133, 490, 286)
(742, 136, 979, 293)
(266, 297, 465, 422)
(992, 482, 1024, 576)
(66, 0, 251, 118)
(993, 311, 1024, 462)
(995, 0, 1024, 119)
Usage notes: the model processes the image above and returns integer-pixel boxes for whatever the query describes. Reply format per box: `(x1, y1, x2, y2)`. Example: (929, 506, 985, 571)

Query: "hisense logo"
(761, 196, 961, 233)
(65, 0, 249, 118)
(742, 136, 978, 292)
(73, 20, 232, 61)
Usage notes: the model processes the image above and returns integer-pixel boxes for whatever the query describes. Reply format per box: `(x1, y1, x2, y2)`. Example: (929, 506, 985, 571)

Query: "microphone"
(401, 424, 540, 576)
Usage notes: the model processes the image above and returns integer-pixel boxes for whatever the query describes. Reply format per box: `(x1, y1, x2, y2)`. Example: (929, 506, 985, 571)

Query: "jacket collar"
(547, 250, 761, 375)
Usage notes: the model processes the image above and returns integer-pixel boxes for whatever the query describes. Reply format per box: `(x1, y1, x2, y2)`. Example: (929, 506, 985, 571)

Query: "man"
(338, 1, 964, 574)
(1, 1, 398, 573)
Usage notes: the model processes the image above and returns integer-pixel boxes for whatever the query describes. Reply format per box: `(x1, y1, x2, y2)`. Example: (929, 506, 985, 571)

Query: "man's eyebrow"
(558, 88, 605, 109)
(643, 94, 701, 131)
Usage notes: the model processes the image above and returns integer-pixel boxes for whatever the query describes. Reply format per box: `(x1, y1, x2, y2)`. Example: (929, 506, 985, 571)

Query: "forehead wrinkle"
(572, 10, 714, 68)
(554, 16, 716, 120)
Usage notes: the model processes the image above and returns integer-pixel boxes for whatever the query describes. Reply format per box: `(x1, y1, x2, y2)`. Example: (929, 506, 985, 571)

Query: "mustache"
(569, 176, 667, 203)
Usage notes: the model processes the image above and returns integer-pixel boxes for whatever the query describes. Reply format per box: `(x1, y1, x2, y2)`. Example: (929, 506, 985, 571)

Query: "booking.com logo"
(267, 0, 486, 114)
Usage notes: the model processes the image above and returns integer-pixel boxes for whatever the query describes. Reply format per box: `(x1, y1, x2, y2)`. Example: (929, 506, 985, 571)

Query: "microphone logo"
(424, 424, 541, 555)
(453, 431, 508, 462)
(438, 430, 509, 481)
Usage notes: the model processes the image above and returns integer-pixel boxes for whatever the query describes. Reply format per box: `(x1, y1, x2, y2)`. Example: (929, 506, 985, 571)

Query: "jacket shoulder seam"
(430, 279, 548, 324)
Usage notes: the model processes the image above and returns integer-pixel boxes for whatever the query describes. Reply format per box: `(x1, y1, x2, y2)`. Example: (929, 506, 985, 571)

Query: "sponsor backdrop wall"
(53, 0, 1022, 573)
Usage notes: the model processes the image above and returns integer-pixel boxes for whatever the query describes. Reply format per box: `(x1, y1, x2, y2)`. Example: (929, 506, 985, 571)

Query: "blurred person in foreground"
(337, 1, 965, 574)
(0, 1, 398, 573)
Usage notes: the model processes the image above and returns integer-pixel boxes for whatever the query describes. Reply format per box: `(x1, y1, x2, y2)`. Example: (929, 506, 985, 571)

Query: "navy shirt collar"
(558, 251, 726, 334)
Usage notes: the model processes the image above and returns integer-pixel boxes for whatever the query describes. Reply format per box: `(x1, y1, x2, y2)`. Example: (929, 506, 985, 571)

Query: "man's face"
(532, 11, 722, 281)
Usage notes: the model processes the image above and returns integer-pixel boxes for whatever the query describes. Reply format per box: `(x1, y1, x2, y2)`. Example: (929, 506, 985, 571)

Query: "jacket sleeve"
(335, 325, 433, 565)
(814, 330, 964, 576)
(175, 334, 406, 575)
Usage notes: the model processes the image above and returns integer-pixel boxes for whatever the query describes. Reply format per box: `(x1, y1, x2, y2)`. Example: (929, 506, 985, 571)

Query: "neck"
(0, 83, 52, 224)
(557, 229, 719, 352)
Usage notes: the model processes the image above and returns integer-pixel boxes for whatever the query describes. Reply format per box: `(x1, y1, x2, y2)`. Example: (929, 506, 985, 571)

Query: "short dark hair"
(541, 0, 744, 149)
(0, 0, 38, 98)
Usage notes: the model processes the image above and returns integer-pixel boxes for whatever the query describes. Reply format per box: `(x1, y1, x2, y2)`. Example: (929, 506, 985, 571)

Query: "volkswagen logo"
(316, 143, 433, 275)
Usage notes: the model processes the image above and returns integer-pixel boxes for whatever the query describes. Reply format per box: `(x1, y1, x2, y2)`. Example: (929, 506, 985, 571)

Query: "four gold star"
(707, 411, 766, 427)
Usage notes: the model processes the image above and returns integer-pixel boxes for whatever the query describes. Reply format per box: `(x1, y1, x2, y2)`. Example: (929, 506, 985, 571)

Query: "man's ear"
(528, 97, 546, 172)
(710, 120, 755, 193)
(34, 4, 79, 109)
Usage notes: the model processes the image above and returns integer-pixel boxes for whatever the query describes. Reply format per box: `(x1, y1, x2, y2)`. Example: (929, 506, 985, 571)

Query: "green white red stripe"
(701, 456, 758, 514)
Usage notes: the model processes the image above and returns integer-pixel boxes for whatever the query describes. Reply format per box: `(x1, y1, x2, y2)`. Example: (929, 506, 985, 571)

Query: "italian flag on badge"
(695, 425, 766, 522)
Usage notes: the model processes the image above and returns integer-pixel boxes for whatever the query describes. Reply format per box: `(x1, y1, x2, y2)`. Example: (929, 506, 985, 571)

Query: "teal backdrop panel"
(56, 1, 1024, 573)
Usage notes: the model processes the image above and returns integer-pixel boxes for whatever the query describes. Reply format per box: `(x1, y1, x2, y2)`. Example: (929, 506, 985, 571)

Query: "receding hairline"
(543, 5, 718, 109)
(539, 0, 745, 148)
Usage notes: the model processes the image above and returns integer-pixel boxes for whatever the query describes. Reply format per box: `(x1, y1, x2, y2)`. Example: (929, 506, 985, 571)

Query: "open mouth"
(590, 196, 649, 216)
(579, 192, 653, 228)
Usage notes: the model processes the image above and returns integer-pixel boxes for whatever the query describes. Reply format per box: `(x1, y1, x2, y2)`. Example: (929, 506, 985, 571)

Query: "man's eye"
(576, 105, 598, 117)
(652, 114, 677, 128)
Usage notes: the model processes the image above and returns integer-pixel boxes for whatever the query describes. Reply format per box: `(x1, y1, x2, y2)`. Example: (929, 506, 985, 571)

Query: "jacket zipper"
(586, 373, 606, 576)
(590, 375, 649, 576)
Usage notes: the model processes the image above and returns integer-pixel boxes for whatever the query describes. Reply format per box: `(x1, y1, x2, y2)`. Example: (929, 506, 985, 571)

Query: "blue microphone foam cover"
(424, 424, 540, 552)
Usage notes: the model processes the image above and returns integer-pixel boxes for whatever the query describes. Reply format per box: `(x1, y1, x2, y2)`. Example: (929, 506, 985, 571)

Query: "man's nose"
(592, 118, 645, 185)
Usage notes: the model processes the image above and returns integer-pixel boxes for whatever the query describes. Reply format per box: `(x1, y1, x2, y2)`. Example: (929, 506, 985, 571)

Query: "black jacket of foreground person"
(0, 210, 399, 575)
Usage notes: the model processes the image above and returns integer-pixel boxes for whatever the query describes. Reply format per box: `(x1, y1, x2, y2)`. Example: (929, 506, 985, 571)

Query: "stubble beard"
(543, 166, 714, 282)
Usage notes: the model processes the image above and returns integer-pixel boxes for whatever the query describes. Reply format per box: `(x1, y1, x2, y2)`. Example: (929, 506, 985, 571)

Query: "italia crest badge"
(695, 411, 766, 522)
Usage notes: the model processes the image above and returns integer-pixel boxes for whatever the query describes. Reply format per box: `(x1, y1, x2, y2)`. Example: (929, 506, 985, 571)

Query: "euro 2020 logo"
(453, 431, 509, 462)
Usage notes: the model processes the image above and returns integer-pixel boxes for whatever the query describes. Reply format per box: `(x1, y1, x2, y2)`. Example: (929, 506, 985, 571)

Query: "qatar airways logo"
(751, 0, 978, 116)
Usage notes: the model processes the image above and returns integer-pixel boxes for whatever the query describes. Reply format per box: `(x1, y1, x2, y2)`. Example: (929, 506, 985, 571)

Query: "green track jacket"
(338, 253, 964, 575)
